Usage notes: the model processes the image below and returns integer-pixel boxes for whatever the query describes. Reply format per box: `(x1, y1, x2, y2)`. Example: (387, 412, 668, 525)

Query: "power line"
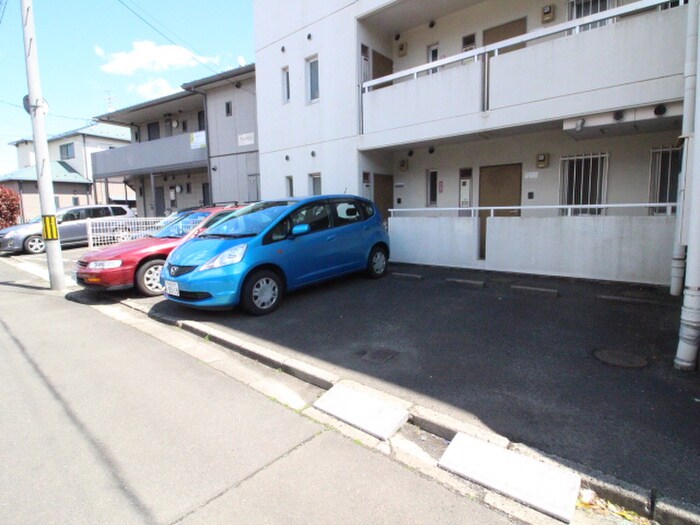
(0, 0, 9, 27)
(0, 99, 95, 122)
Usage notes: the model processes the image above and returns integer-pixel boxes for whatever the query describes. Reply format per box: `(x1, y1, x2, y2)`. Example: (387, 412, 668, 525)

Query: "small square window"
(60, 143, 75, 160)
(307, 57, 319, 102)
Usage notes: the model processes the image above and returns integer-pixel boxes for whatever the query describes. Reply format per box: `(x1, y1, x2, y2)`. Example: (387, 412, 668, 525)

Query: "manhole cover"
(594, 348, 648, 368)
(356, 348, 399, 364)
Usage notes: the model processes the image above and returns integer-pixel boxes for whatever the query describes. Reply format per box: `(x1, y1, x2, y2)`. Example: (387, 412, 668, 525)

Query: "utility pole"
(20, 0, 64, 290)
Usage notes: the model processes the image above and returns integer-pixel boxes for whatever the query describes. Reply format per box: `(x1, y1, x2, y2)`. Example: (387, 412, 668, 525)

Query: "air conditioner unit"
(398, 159, 409, 172)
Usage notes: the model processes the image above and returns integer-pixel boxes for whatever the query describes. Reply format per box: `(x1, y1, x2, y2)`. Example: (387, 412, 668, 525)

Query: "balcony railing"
(389, 202, 677, 217)
(92, 131, 207, 179)
(361, 0, 686, 139)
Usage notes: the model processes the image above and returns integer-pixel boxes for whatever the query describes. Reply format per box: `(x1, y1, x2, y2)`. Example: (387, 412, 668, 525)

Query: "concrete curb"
(117, 297, 698, 525)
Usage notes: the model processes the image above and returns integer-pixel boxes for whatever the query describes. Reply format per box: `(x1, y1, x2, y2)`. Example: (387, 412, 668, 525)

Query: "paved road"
(3, 247, 699, 523)
(0, 259, 524, 525)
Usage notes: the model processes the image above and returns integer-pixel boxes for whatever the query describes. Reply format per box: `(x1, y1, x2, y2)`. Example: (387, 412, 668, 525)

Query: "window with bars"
(560, 153, 609, 215)
(567, 0, 615, 30)
(649, 147, 682, 214)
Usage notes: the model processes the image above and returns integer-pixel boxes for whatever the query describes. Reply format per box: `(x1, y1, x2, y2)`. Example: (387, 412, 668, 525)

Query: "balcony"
(360, 1, 686, 149)
(92, 132, 207, 179)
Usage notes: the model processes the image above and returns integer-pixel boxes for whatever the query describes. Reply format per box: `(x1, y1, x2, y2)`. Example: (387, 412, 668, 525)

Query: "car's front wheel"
(135, 259, 165, 296)
(241, 269, 283, 315)
(24, 235, 45, 254)
(366, 245, 388, 278)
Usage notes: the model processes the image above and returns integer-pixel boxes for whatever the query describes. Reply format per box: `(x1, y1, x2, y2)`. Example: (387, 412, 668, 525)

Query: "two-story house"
(92, 65, 258, 216)
(5, 123, 132, 220)
(254, 0, 691, 286)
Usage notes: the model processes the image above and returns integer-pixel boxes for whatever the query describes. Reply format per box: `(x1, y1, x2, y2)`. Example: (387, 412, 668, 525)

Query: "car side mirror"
(291, 224, 311, 236)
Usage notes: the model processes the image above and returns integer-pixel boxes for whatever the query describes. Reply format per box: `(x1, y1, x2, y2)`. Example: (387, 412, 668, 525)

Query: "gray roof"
(0, 161, 92, 185)
(182, 64, 255, 90)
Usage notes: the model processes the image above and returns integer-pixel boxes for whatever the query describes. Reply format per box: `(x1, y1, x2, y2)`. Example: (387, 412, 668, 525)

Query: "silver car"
(0, 204, 135, 254)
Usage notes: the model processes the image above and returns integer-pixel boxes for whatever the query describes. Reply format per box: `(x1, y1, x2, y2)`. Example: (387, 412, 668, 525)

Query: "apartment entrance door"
(374, 174, 394, 224)
(478, 164, 522, 259)
(482, 18, 527, 109)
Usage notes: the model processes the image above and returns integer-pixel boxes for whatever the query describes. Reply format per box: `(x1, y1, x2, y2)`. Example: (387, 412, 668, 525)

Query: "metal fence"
(86, 217, 176, 249)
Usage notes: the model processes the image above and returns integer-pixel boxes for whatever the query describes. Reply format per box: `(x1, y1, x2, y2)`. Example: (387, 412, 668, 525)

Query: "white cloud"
(129, 78, 181, 100)
(237, 56, 247, 67)
(98, 41, 219, 76)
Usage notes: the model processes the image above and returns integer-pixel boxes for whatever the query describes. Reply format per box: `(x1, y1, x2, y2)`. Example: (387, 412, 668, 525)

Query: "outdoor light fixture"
(281, 45, 285, 52)
(394, 34, 401, 41)
(311, 151, 316, 157)
(575, 118, 585, 132)
(285, 155, 290, 161)
(613, 110, 624, 121)
(307, 33, 312, 40)
(429, 20, 435, 28)
(428, 146, 435, 154)
(407, 150, 414, 157)
(654, 104, 667, 116)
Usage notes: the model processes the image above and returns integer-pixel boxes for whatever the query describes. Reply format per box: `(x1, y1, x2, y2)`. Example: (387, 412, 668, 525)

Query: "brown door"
(374, 174, 394, 224)
(478, 164, 522, 259)
(372, 50, 393, 89)
(483, 18, 527, 53)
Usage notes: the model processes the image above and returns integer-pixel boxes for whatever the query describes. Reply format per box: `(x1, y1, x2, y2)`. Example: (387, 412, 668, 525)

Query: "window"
(427, 170, 438, 206)
(87, 207, 110, 218)
(567, 0, 615, 30)
(282, 67, 290, 103)
(72, 196, 79, 206)
(309, 173, 322, 195)
(285, 176, 294, 197)
(650, 147, 682, 214)
(560, 153, 609, 215)
(307, 57, 319, 102)
(198, 111, 206, 131)
(428, 44, 440, 73)
(147, 122, 160, 141)
(110, 206, 128, 216)
(291, 202, 331, 232)
(60, 143, 75, 160)
(182, 120, 188, 132)
(225, 101, 232, 117)
(462, 34, 476, 64)
(332, 200, 363, 226)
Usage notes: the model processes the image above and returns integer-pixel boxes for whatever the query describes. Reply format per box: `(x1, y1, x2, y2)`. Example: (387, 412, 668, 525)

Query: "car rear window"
(110, 206, 128, 216)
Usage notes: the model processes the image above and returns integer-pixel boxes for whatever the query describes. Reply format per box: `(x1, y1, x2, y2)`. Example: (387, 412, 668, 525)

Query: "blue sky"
(0, 0, 254, 174)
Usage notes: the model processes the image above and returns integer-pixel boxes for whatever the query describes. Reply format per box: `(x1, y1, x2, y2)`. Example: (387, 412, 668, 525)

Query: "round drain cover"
(594, 348, 648, 368)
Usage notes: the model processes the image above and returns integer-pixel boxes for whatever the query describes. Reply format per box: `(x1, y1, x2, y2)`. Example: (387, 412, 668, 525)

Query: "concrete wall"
(389, 214, 675, 285)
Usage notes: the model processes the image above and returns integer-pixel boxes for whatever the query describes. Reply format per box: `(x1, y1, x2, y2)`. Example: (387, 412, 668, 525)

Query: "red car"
(73, 206, 236, 296)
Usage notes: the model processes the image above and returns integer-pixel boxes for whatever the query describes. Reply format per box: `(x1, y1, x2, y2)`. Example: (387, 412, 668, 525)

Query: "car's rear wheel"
(366, 245, 388, 278)
(241, 269, 283, 315)
(24, 235, 45, 254)
(135, 259, 165, 296)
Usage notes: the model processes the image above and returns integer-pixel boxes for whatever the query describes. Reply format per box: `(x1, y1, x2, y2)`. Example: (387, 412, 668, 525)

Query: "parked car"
(0, 204, 135, 254)
(161, 195, 390, 315)
(73, 206, 237, 296)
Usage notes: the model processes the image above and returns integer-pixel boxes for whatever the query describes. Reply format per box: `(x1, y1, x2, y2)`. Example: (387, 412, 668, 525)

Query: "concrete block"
(439, 433, 580, 523)
(313, 382, 410, 441)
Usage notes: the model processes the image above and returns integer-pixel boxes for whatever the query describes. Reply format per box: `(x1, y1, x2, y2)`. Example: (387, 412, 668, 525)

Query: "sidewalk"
(3, 251, 700, 524)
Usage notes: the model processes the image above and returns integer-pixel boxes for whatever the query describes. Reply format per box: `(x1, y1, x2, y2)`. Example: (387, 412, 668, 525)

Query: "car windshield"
(200, 201, 294, 238)
(153, 211, 210, 239)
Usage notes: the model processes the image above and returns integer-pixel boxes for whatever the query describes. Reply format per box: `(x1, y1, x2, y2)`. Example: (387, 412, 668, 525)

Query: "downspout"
(183, 86, 212, 205)
(675, 0, 700, 371)
(671, 0, 698, 296)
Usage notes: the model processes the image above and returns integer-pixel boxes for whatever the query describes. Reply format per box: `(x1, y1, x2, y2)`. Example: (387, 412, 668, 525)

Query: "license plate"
(165, 280, 180, 296)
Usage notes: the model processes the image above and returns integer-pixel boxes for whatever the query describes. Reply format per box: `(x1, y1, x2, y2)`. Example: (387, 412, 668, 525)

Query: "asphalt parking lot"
(10, 247, 700, 510)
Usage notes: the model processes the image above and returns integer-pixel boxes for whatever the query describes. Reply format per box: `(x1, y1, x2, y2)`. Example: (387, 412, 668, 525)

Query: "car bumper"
(0, 237, 23, 253)
(161, 264, 245, 308)
(74, 265, 135, 291)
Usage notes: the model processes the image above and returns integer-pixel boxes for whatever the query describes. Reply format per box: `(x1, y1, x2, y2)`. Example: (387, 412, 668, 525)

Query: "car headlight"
(87, 260, 123, 269)
(198, 244, 247, 271)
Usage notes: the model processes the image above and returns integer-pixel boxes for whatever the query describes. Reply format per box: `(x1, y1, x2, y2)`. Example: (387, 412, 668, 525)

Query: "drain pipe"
(671, 0, 699, 296)
(675, 0, 700, 371)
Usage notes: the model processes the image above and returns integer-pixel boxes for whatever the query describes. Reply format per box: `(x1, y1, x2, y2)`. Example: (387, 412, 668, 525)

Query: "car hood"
(81, 236, 181, 261)
(168, 237, 249, 266)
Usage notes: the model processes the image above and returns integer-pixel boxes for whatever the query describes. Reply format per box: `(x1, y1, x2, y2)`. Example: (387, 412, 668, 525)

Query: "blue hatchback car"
(161, 195, 390, 315)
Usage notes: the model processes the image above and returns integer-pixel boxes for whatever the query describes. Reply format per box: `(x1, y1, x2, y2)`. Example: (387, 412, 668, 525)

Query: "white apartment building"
(254, 0, 700, 368)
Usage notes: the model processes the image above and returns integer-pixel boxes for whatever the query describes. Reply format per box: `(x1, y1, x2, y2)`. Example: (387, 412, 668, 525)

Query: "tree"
(0, 186, 21, 229)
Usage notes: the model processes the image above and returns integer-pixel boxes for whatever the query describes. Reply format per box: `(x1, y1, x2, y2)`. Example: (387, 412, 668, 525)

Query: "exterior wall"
(389, 215, 675, 285)
(205, 77, 261, 204)
(10, 181, 91, 223)
(255, 0, 362, 198)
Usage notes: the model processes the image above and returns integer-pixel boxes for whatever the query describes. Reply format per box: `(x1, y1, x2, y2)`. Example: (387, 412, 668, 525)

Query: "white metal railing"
(87, 217, 176, 248)
(362, 0, 681, 93)
(389, 202, 677, 217)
